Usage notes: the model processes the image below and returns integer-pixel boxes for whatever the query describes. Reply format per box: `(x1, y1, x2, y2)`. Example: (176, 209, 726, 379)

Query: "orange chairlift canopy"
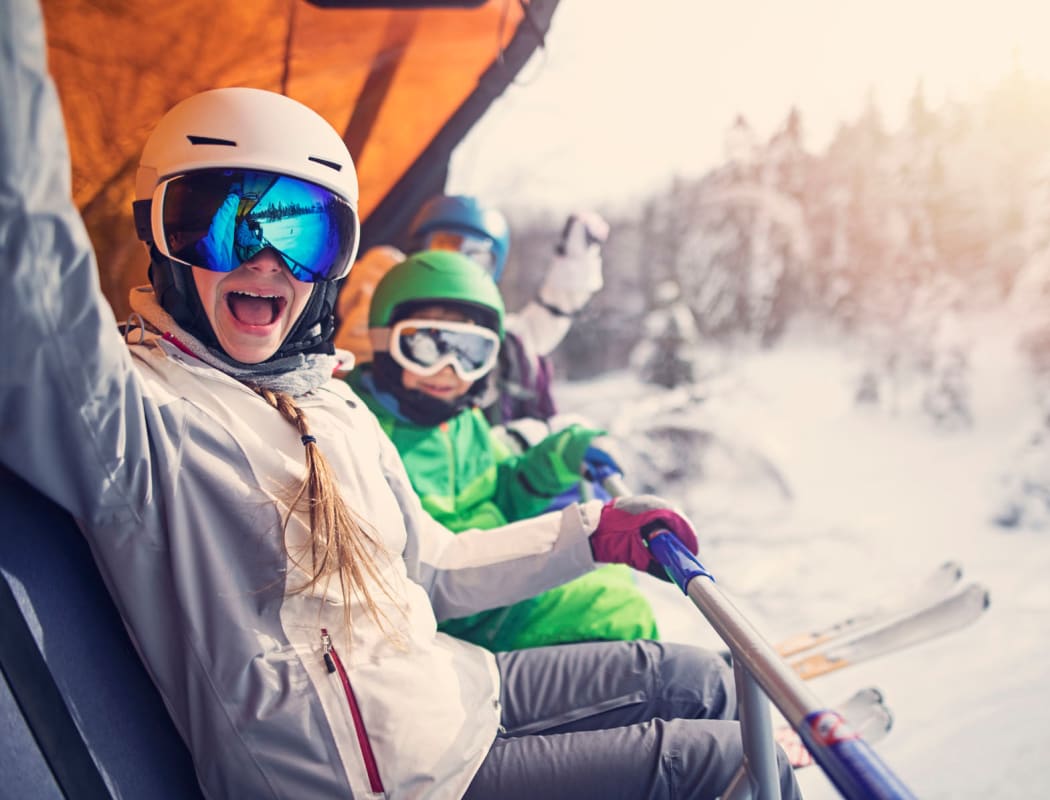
(42, 0, 559, 318)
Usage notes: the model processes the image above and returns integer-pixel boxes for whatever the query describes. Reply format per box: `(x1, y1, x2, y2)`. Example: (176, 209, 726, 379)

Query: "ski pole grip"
(597, 474, 710, 591)
(646, 529, 714, 594)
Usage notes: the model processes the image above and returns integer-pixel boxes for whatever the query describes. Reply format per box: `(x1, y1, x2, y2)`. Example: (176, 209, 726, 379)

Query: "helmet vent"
(186, 135, 237, 147)
(308, 155, 343, 172)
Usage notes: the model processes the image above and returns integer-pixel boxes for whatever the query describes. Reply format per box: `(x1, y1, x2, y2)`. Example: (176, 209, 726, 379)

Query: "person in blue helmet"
(407, 195, 633, 516)
(410, 194, 609, 427)
(2, 7, 803, 797)
(334, 195, 609, 429)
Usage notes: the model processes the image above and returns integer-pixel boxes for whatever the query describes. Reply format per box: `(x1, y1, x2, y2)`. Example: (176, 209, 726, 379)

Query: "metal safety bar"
(601, 473, 916, 800)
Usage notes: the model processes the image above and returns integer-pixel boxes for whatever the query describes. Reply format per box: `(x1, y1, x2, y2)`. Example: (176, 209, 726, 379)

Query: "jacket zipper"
(321, 628, 385, 794)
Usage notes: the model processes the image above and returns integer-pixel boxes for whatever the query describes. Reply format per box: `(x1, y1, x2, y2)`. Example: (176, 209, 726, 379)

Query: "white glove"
(538, 211, 610, 315)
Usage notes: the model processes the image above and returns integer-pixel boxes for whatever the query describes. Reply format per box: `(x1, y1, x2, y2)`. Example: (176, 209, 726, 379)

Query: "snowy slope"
(554, 317, 1050, 799)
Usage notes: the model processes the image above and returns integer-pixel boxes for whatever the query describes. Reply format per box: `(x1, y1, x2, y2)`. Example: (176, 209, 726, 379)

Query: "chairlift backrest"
(0, 466, 204, 799)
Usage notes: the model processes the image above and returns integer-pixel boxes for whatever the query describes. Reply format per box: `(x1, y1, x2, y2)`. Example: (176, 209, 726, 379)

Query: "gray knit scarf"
(128, 286, 338, 398)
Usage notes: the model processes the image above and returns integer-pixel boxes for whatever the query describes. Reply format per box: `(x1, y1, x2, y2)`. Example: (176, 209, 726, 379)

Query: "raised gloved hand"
(589, 495, 698, 581)
(537, 211, 610, 315)
(556, 210, 610, 257)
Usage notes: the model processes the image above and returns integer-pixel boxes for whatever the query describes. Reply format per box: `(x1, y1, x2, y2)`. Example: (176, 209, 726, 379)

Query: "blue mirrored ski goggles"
(387, 319, 501, 382)
(140, 168, 359, 283)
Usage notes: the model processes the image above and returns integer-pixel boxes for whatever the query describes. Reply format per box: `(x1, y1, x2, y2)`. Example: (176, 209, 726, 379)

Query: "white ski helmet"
(133, 87, 361, 365)
(135, 87, 359, 210)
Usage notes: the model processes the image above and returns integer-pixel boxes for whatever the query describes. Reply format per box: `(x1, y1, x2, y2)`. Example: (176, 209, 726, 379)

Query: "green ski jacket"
(346, 367, 659, 651)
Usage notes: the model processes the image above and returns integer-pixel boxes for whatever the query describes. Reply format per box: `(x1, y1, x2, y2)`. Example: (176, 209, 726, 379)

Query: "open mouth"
(226, 290, 288, 327)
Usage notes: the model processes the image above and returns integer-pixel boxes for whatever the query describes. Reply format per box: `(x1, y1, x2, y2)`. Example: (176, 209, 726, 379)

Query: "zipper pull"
(320, 628, 336, 674)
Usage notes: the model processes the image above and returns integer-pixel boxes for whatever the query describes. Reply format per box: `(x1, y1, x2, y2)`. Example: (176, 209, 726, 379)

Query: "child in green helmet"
(345, 249, 659, 650)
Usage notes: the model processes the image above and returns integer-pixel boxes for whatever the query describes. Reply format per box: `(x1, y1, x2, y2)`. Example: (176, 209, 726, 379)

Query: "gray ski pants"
(464, 640, 802, 800)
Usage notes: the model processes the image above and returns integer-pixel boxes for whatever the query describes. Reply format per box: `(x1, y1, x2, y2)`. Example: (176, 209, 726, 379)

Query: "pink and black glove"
(589, 495, 699, 581)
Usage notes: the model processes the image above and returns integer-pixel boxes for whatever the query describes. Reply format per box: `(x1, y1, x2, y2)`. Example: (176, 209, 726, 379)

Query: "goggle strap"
(392, 318, 499, 336)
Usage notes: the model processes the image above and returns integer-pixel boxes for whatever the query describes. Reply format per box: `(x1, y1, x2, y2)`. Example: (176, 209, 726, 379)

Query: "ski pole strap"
(645, 530, 714, 593)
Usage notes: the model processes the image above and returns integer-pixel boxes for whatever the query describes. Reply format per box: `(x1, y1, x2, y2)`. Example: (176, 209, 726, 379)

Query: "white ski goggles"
(421, 231, 497, 274)
(384, 319, 501, 382)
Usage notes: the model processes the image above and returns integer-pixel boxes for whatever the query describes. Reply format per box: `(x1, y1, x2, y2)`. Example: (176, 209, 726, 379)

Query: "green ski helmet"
(369, 249, 505, 339)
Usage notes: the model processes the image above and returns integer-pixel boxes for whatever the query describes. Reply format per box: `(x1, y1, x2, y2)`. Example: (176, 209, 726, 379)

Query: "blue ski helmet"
(408, 194, 510, 281)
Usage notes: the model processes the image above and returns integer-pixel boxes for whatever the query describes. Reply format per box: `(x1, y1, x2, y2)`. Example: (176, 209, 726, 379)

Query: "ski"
(775, 560, 964, 658)
(774, 686, 894, 769)
(788, 582, 990, 681)
(835, 686, 893, 745)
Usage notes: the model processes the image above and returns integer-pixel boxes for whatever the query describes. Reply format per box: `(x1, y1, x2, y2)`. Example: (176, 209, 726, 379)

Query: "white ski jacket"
(0, 3, 600, 797)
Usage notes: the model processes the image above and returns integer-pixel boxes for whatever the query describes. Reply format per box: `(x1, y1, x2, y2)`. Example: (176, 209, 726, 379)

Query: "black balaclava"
(371, 298, 498, 427)
(148, 246, 338, 369)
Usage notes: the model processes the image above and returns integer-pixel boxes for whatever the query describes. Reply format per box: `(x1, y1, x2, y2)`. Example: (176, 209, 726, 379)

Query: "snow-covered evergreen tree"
(660, 111, 815, 348)
(724, 114, 758, 181)
(992, 153, 1050, 529)
(631, 280, 699, 389)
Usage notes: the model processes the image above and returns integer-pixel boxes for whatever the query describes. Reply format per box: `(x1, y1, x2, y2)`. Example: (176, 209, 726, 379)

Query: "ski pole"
(646, 531, 916, 800)
(602, 476, 917, 800)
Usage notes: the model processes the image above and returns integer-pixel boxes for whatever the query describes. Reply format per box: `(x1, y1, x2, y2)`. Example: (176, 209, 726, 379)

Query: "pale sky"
(450, 0, 1050, 212)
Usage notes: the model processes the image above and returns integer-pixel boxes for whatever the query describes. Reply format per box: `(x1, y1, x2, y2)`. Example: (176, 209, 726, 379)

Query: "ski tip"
(960, 582, 991, 608)
(847, 686, 885, 706)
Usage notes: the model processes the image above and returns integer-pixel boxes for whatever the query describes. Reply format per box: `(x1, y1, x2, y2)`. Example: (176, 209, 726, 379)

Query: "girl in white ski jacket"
(0, 3, 802, 798)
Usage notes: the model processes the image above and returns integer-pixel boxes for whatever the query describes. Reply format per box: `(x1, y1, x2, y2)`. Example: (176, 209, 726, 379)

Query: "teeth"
(230, 290, 280, 299)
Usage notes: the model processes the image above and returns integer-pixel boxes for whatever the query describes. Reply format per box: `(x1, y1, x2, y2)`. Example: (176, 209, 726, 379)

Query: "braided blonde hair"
(251, 385, 400, 640)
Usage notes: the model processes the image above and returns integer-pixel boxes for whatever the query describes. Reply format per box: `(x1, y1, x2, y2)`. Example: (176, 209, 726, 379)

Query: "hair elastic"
(301, 435, 317, 446)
